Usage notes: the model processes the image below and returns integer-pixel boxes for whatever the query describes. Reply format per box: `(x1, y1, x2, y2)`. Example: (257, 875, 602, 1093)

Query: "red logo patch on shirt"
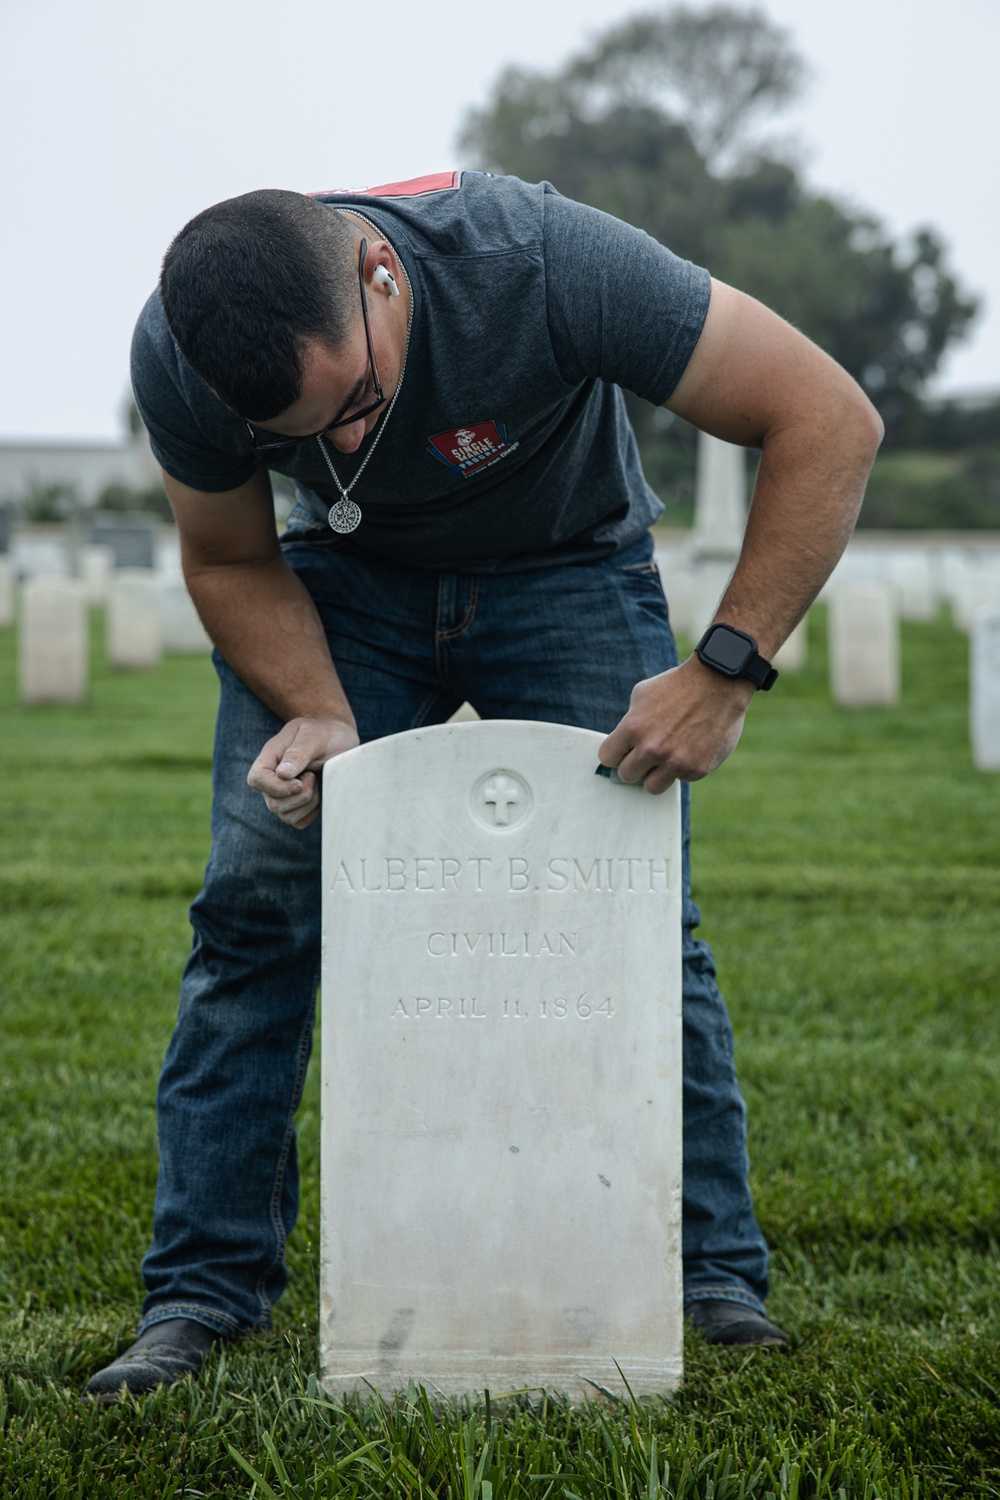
(309, 171, 463, 199)
(427, 421, 519, 478)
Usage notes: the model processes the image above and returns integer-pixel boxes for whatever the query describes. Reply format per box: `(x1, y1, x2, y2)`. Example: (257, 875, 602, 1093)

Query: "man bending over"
(85, 172, 881, 1400)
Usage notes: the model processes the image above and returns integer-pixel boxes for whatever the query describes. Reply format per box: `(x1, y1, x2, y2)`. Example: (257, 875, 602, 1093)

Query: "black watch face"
(705, 628, 752, 673)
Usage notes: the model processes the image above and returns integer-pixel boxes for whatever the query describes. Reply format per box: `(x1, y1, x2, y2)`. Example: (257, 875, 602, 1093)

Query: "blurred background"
(0, 0, 996, 533)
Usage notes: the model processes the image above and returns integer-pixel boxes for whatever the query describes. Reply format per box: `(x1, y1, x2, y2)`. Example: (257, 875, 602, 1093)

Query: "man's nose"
(326, 420, 366, 454)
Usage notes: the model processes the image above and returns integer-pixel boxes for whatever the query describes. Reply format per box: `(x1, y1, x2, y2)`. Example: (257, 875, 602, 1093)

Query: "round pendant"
(327, 499, 362, 534)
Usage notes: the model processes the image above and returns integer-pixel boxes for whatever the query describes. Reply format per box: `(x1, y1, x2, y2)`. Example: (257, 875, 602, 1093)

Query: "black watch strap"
(695, 623, 779, 692)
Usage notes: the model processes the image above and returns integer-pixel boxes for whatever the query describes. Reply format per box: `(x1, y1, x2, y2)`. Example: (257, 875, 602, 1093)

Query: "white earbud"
(373, 265, 400, 297)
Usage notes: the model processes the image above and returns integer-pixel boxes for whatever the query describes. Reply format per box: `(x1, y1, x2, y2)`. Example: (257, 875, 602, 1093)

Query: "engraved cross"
(483, 775, 519, 826)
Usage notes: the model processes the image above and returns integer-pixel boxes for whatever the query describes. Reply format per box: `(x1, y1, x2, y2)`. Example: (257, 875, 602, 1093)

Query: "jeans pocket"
(618, 558, 676, 662)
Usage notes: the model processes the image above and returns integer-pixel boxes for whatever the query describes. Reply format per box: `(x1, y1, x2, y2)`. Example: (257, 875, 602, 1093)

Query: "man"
(85, 170, 881, 1400)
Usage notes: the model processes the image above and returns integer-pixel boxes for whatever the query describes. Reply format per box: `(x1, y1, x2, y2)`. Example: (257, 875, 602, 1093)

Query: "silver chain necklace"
(319, 223, 413, 534)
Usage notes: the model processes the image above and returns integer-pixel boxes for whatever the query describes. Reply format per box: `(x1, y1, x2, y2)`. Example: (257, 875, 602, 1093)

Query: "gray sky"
(1, 0, 996, 440)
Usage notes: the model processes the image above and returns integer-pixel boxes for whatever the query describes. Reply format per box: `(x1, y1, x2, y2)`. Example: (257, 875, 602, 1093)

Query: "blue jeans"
(140, 532, 770, 1338)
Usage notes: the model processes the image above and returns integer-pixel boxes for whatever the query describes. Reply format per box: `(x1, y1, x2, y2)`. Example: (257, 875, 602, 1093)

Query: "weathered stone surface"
(320, 721, 683, 1401)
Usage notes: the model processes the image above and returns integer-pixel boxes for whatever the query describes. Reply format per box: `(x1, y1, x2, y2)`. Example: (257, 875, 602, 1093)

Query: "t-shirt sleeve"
(541, 188, 711, 404)
(130, 294, 259, 493)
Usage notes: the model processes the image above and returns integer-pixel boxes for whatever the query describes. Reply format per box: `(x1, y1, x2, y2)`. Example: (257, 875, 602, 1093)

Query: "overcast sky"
(1, 0, 996, 440)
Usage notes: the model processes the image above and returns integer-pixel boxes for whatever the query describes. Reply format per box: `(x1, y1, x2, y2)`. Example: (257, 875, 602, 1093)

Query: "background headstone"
(939, 545, 1000, 632)
(773, 615, 808, 674)
(80, 543, 115, 606)
(0, 555, 14, 628)
(447, 701, 480, 723)
(0, 500, 13, 554)
(157, 577, 212, 653)
(688, 432, 748, 641)
(971, 605, 1000, 771)
(89, 511, 157, 570)
(11, 535, 70, 580)
(654, 549, 695, 639)
(829, 583, 900, 707)
(18, 576, 88, 703)
(950, 557, 1000, 633)
(107, 567, 161, 669)
(320, 720, 683, 1401)
(887, 550, 938, 622)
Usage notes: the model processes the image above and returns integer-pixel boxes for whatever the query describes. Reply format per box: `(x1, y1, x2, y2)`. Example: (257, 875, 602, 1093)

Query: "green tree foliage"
(13, 479, 79, 524)
(909, 392, 1000, 450)
(555, 4, 808, 172)
(459, 4, 979, 448)
(861, 445, 1000, 529)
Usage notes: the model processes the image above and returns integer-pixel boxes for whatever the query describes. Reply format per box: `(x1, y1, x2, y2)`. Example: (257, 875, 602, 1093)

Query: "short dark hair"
(159, 189, 357, 421)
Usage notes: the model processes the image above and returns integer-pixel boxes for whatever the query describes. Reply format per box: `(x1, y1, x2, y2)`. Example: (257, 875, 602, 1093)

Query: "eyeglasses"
(245, 239, 386, 452)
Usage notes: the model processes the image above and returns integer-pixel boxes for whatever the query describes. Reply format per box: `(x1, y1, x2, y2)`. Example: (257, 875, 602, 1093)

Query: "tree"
(459, 4, 978, 450)
(560, 5, 807, 172)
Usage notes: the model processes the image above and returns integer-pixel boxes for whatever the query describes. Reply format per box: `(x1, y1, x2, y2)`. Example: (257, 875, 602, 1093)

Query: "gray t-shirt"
(131, 172, 710, 572)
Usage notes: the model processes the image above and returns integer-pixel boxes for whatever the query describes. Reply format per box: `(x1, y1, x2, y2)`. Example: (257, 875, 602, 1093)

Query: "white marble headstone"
(691, 432, 747, 557)
(686, 433, 748, 641)
(773, 615, 808, 674)
(320, 721, 683, 1401)
(0, 556, 14, 629)
(19, 576, 88, 703)
(158, 578, 212, 653)
(687, 559, 736, 644)
(107, 568, 162, 669)
(887, 550, 937, 622)
(951, 563, 1000, 633)
(80, 544, 115, 606)
(829, 583, 899, 707)
(971, 605, 1000, 771)
(653, 550, 695, 639)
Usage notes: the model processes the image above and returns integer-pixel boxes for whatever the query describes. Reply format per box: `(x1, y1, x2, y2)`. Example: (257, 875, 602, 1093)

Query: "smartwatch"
(695, 623, 779, 691)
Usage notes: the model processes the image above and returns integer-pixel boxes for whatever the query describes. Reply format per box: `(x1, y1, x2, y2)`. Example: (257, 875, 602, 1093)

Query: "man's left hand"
(598, 656, 755, 793)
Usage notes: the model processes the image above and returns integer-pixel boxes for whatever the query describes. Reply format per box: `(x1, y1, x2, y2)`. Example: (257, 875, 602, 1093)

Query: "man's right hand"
(159, 470, 363, 832)
(247, 715, 361, 829)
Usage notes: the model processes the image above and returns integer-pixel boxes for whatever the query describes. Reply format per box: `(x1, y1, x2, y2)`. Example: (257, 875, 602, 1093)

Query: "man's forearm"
(184, 551, 356, 729)
(601, 321, 883, 793)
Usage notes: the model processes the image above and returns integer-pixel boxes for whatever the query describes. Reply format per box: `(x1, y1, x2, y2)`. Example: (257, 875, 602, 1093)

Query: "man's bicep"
(664, 278, 871, 447)
(163, 468, 280, 569)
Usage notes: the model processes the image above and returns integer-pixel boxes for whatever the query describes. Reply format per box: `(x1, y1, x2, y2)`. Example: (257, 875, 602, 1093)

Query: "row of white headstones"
(6, 427, 1000, 756)
(0, 546, 211, 701)
(4, 543, 999, 771)
(654, 432, 1000, 770)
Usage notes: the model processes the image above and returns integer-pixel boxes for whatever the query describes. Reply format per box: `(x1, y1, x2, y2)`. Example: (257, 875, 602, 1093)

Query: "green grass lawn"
(1, 606, 999, 1497)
